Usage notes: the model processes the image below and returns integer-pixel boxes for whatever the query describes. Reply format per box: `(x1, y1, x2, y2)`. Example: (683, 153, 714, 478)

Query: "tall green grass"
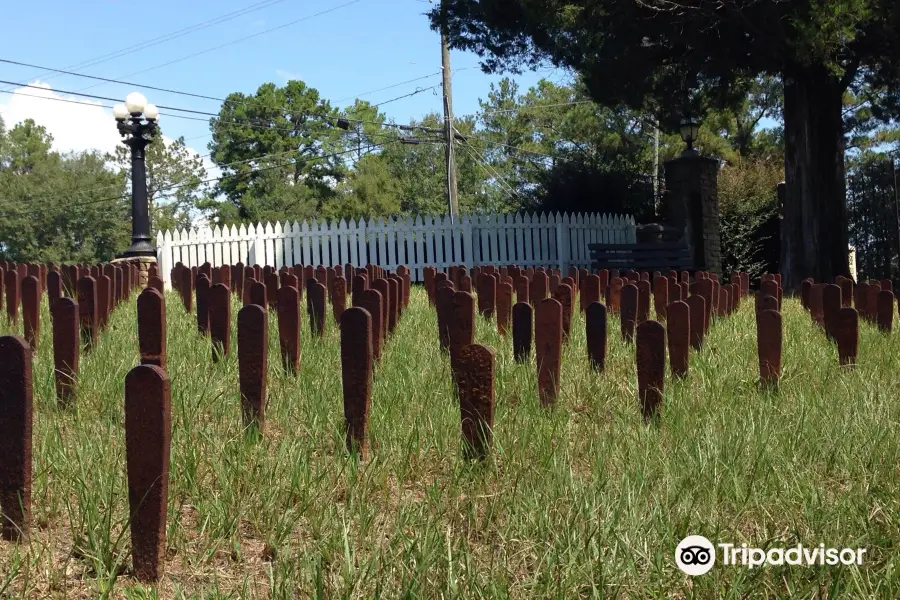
(0, 287, 897, 599)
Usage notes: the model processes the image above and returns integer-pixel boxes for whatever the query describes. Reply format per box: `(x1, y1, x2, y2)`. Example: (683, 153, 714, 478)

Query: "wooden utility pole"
(651, 117, 660, 213)
(440, 1, 460, 221)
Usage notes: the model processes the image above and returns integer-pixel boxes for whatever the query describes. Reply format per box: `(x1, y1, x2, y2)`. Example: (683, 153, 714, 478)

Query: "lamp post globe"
(125, 92, 147, 115)
(679, 116, 701, 156)
(116, 91, 158, 259)
(143, 104, 160, 121)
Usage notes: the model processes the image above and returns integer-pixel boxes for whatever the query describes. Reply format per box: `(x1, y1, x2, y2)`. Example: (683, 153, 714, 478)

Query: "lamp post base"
(111, 256, 157, 288)
(119, 240, 157, 259)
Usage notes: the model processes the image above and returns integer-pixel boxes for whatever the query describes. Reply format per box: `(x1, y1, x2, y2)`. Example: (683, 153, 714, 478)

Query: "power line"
(361, 85, 442, 111)
(0, 72, 440, 134)
(457, 136, 521, 200)
(73, 0, 364, 94)
(0, 82, 360, 134)
(0, 0, 292, 94)
(0, 57, 443, 118)
(0, 58, 236, 105)
(333, 72, 441, 104)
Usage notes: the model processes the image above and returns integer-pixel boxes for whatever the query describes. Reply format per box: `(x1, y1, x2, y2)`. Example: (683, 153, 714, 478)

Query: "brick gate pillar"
(663, 154, 722, 275)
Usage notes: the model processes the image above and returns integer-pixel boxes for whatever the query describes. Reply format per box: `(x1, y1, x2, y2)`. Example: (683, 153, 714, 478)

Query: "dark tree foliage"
(527, 154, 655, 221)
(847, 153, 900, 282)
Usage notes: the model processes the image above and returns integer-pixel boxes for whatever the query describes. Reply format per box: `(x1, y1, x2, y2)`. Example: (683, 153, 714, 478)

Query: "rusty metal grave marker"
(636, 320, 666, 421)
(653, 276, 668, 320)
(51, 298, 79, 405)
(341, 307, 373, 458)
(124, 364, 171, 582)
(138, 289, 166, 370)
(583, 274, 601, 314)
(360, 290, 384, 362)
(209, 284, 231, 361)
(456, 344, 495, 460)
(307, 280, 327, 338)
(877, 289, 894, 332)
(436, 286, 454, 353)
(535, 298, 562, 407)
(195, 274, 211, 336)
(512, 302, 533, 363)
(250, 280, 268, 309)
(637, 280, 651, 324)
(77, 277, 98, 351)
(666, 301, 690, 377)
(21, 276, 40, 351)
(180, 268, 193, 313)
(757, 309, 782, 388)
(332, 276, 347, 324)
(277, 286, 301, 374)
(808, 284, 825, 327)
(497, 282, 513, 335)
(0, 336, 33, 541)
(586, 301, 607, 372)
(822, 284, 842, 340)
(238, 305, 268, 431)
(553, 283, 574, 342)
(608, 277, 623, 314)
(449, 292, 476, 389)
(5, 269, 19, 325)
(835, 308, 859, 366)
(620, 283, 638, 342)
(685, 295, 706, 351)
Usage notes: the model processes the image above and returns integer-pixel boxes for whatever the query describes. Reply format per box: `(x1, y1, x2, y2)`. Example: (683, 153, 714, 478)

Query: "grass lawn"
(0, 286, 898, 599)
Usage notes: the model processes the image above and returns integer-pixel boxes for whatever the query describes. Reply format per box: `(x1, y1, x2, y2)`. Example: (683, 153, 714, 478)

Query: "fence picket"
(337, 219, 349, 267)
(385, 217, 397, 271)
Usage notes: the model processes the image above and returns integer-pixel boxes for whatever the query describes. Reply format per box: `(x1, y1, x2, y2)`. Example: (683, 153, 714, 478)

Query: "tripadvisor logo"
(676, 535, 716, 576)
(675, 536, 867, 576)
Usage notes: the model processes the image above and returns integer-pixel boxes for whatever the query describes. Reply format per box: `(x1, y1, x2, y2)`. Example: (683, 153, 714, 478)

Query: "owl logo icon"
(676, 535, 716, 575)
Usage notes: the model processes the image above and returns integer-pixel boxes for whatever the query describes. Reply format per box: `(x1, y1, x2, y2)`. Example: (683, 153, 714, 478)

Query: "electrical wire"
(456, 138, 521, 200)
(73, 0, 364, 93)
(0, 57, 441, 121)
(332, 72, 441, 104)
(0, 0, 292, 94)
(0, 83, 364, 135)
(0, 74, 440, 134)
(0, 58, 239, 105)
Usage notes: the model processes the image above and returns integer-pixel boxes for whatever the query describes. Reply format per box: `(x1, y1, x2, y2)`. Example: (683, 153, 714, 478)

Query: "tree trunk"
(781, 64, 849, 290)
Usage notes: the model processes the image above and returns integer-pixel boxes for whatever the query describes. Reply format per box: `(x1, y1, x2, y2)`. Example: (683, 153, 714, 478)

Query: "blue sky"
(0, 0, 567, 158)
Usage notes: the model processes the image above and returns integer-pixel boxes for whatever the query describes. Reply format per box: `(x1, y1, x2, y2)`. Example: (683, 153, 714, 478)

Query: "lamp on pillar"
(114, 92, 159, 258)
(679, 115, 701, 156)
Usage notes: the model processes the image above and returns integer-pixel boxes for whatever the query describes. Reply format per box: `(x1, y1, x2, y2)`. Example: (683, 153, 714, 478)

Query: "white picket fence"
(156, 212, 636, 287)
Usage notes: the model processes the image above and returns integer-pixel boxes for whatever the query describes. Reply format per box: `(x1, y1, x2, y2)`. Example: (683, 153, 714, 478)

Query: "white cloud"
(0, 80, 122, 155)
(0, 81, 209, 170)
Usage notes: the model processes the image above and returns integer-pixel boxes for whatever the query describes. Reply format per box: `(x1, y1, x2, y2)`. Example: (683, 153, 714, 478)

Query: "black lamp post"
(114, 92, 159, 258)
(679, 115, 701, 156)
